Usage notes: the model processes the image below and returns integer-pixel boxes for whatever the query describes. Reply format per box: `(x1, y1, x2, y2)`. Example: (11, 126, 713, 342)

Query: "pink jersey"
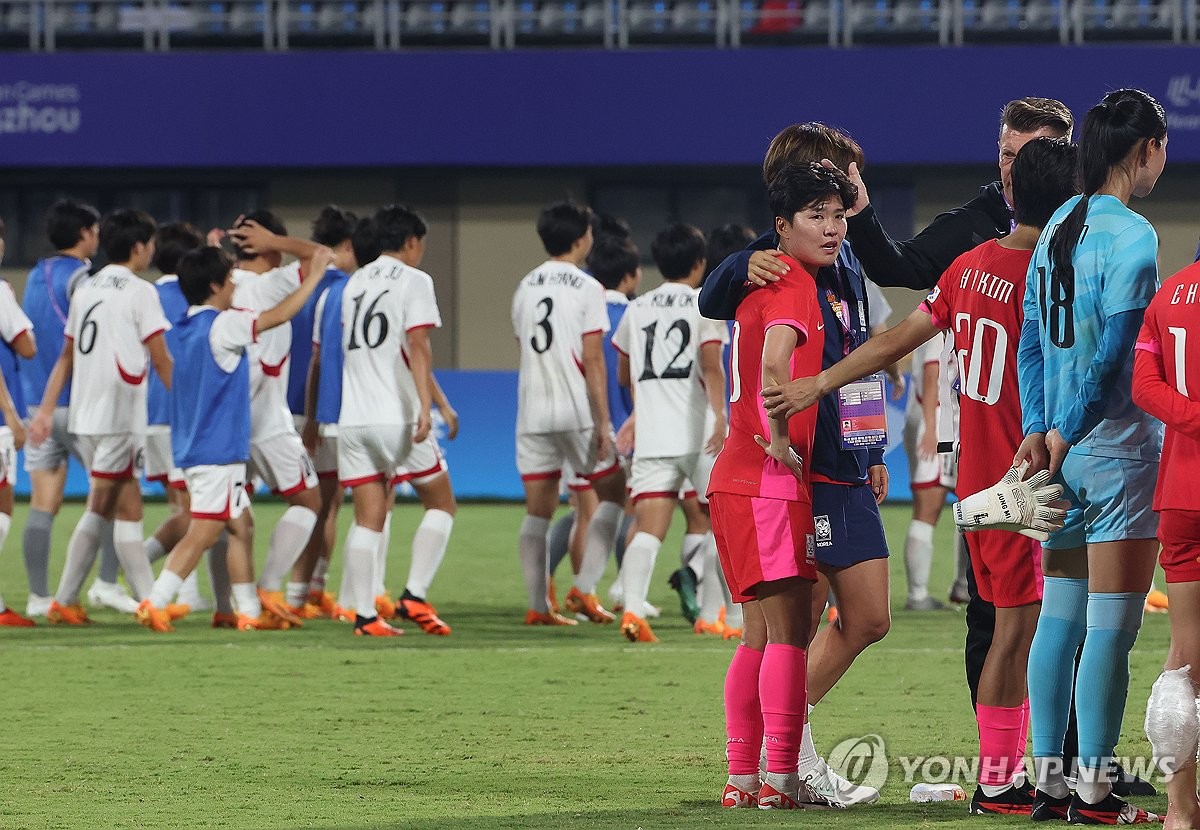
(922, 240, 1031, 497)
(708, 257, 823, 503)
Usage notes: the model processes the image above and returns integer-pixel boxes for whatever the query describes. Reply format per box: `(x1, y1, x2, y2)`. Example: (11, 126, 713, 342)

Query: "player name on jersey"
(1168, 281, 1200, 305)
(957, 267, 1015, 305)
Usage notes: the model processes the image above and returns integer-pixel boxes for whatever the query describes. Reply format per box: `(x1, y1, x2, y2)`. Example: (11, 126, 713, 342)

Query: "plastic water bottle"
(909, 783, 966, 802)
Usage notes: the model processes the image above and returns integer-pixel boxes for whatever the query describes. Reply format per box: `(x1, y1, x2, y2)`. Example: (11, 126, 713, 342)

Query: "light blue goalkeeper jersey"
(1019, 194, 1161, 460)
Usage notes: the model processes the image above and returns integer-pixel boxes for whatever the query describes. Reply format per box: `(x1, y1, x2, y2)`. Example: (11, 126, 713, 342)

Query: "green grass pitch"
(0, 499, 1172, 829)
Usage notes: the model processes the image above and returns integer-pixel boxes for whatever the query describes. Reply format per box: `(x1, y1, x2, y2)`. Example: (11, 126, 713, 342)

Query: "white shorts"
(338, 423, 412, 487)
(249, 431, 318, 496)
(516, 428, 619, 484)
(630, 452, 714, 504)
(75, 432, 145, 480)
(904, 412, 958, 490)
(0, 427, 15, 489)
(311, 422, 340, 477)
(393, 433, 448, 487)
(145, 425, 186, 491)
(24, 406, 79, 472)
(184, 463, 250, 521)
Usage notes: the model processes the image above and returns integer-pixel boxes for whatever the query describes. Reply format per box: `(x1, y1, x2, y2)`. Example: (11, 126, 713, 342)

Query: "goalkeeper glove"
(953, 465, 1066, 542)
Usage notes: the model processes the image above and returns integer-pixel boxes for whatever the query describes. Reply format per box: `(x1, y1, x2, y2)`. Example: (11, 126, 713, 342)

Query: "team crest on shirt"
(805, 534, 816, 564)
(814, 515, 833, 548)
(925, 286, 940, 305)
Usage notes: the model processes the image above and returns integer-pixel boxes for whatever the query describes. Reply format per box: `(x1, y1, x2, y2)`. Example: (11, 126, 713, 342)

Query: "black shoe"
(666, 567, 699, 623)
(1111, 764, 1157, 798)
(969, 783, 1034, 815)
(1030, 789, 1071, 821)
(1066, 792, 1161, 824)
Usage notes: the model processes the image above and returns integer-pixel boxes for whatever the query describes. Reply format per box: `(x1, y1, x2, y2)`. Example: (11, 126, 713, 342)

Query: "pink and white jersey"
(512, 260, 609, 435)
(65, 264, 169, 436)
(232, 262, 301, 442)
(611, 282, 727, 458)
(339, 255, 440, 429)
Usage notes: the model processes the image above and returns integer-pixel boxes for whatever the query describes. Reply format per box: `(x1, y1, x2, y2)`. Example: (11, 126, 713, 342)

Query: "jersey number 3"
(531, 297, 554, 354)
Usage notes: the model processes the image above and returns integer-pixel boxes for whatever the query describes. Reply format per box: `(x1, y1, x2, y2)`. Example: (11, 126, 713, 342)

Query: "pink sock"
(1016, 697, 1030, 760)
(724, 645, 765, 776)
(978, 703, 1025, 786)
(759, 643, 808, 775)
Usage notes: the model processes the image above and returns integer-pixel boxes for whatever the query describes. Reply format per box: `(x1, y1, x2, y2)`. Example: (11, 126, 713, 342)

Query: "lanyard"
(825, 288, 856, 357)
(44, 259, 70, 326)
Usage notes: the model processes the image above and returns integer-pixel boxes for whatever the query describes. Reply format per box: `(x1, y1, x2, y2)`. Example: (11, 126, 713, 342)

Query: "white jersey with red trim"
(65, 264, 170, 436)
(512, 259, 609, 435)
(611, 282, 728, 458)
(339, 254, 440, 429)
(232, 263, 301, 442)
(0, 281, 32, 348)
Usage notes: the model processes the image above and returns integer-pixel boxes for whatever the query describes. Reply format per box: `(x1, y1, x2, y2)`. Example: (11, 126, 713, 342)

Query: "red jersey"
(922, 239, 1031, 498)
(1134, 262, 1200, 512)
(708, 257, 823, 502)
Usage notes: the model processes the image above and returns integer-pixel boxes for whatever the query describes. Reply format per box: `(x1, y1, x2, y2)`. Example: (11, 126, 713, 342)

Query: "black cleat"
(667, 567, 700, 623)
(1067, 792, 1161, 824)
(1111, 764, 1157, 798)
(1030, 789, 1071, 821)
(969, 782, 1034, 815)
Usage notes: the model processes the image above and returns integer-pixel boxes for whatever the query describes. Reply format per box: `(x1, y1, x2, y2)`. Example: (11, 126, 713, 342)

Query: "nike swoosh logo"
(817, 322, 825, 330)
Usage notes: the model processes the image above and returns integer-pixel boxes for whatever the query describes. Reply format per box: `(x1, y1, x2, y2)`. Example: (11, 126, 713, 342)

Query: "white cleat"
(25, 593, 52, 618)
(644, 601, 661, 619)
(86, 580, 139, 614)
(804, 759, 878, 805)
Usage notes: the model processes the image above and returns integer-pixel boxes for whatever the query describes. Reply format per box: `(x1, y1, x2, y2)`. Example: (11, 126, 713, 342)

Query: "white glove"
(953, 465, 1066, 542)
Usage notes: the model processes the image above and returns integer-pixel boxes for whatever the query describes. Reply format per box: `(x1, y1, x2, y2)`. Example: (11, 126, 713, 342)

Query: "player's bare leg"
(1159, 582, 1200, 830)
(396, 472, 456, 635)
(137, 515, 225, 632)
(520, 477, 574, 626)
(905, 484, 949, 610)
(619, 495, 674, 642)
(569, 486, 598, 575)
(805, 557, 890, 703)
(565, 467, 625, 623)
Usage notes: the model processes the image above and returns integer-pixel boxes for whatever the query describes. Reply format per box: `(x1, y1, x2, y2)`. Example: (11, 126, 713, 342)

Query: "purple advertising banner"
(1, 45, 1199, 167)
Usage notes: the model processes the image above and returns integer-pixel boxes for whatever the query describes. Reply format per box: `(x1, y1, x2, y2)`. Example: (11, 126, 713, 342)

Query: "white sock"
(798, 703, 820, 775)
(696, 533, 723, 624)
(680, 532, 705, 576)
(519, 515, 551, 613)
(721, 571, 743, 629)
(148, 570, 184, 609)
(177, 571, 203, 604)
(1034, 757, 1069, 799)
(259, 506, 318, 592)
(0, 512, 10, 611)
(373, 513, 392, 598)
(405, 509, 454, 600)
(232, 582, 261, 618)
(207, 534, 233, 615)
(310, 554, 329, 592)
(575, 500, 621, 594)
(344, 524, 382, 621)
(54, 510, 105, 605)
(286, 581, 308, 608)
(1075, 763, 1114, 805)
(144, 536, 167, 564)
(621, 531, 661, 619)
(337, 530, 354, 608)
(904, 519, 935, 602)
(113, 519, 154, 600)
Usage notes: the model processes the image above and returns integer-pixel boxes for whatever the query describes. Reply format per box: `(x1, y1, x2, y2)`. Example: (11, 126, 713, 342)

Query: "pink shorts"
(709, 492, 817, 604)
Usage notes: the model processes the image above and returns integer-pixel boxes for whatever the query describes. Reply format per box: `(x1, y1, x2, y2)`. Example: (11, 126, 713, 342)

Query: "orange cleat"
(1146, 589, 1169, 613)
(237, 610, 291, 631)
(135, 600, 175, 633)
(0, 608, 35, 627)
(620, 611, 658, 643)
(524, 608, 577, 626)
(722, 626, 743, 642)
(293, 602, 324, 620)
(211, 611, 239, 628)
(332, 604, 356, 623)
(307, 590, 337, 618)
(47, 600, 90, 626)
(398, 597, 451, 636)
(354, 617, 403, 637)
(564, 587, 615, 623)
(827, 605, 839, 625)
(694, 616, 726, 637)
(375, 593, 398, 620)
(257, 589, 304, 627)
(165, 603, 191, 621)
(547, 577, 561, 614)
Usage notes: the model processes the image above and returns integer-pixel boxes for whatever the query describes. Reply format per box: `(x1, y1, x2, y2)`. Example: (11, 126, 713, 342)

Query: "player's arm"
(763, 308, 938, 419)
(754, 323, 804, 479)
(0, 370, 25, 450)
(257, 247, 334, 332)
(431, 375, 458, 440)
(1055, 309, 1145, 448)
(1132, 335, 1200, 441)
(697, 231, 785, 318)
(1015, 265, 1051, 474)
(228, 219, 319, 262)
(699, 341, 727, 456)
(11, 331, 34, 359)
(617, 352, 631, 389)
(28, 341, 73, 446)
(302, 347, 321, 452)
(146, 332, 172, 392)
(406, 327, 435, 444)
(581, 331, 613, 456)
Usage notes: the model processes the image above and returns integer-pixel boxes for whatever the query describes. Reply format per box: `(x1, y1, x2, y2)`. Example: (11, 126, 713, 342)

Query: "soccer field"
(0, 500, 1171, 830)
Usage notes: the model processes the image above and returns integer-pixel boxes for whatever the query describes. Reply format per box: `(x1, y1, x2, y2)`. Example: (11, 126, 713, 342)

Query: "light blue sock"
(1029, 577, 1089, 761)
(1076, 592, 1145, 771)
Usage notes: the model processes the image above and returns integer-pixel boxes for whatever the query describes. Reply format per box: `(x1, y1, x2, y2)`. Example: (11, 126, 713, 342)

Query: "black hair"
(707, 224, 757, 273)
(153, 222, 204, 275)
(46, 199, 100, 251)
(651, 224, 706, 281)
(1011, 138, 1079, 230)
(767, 162, 858, 223)
(591, 212, 631, 245)
(312, 205, 357, 248)
(1048, 89, 1166, 300)
(537, 200, 593, 257)
(373, 204, 427, 252)
(178, 246, 233, 306)
(351, 217, 382, 268)
(588, 236, 640, 291)
(232, 209, 287, 261)
(101, 209, 157, 263)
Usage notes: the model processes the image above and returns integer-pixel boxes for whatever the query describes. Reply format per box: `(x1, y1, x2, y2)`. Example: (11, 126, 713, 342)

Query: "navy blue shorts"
(811, 482, 889, 568)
